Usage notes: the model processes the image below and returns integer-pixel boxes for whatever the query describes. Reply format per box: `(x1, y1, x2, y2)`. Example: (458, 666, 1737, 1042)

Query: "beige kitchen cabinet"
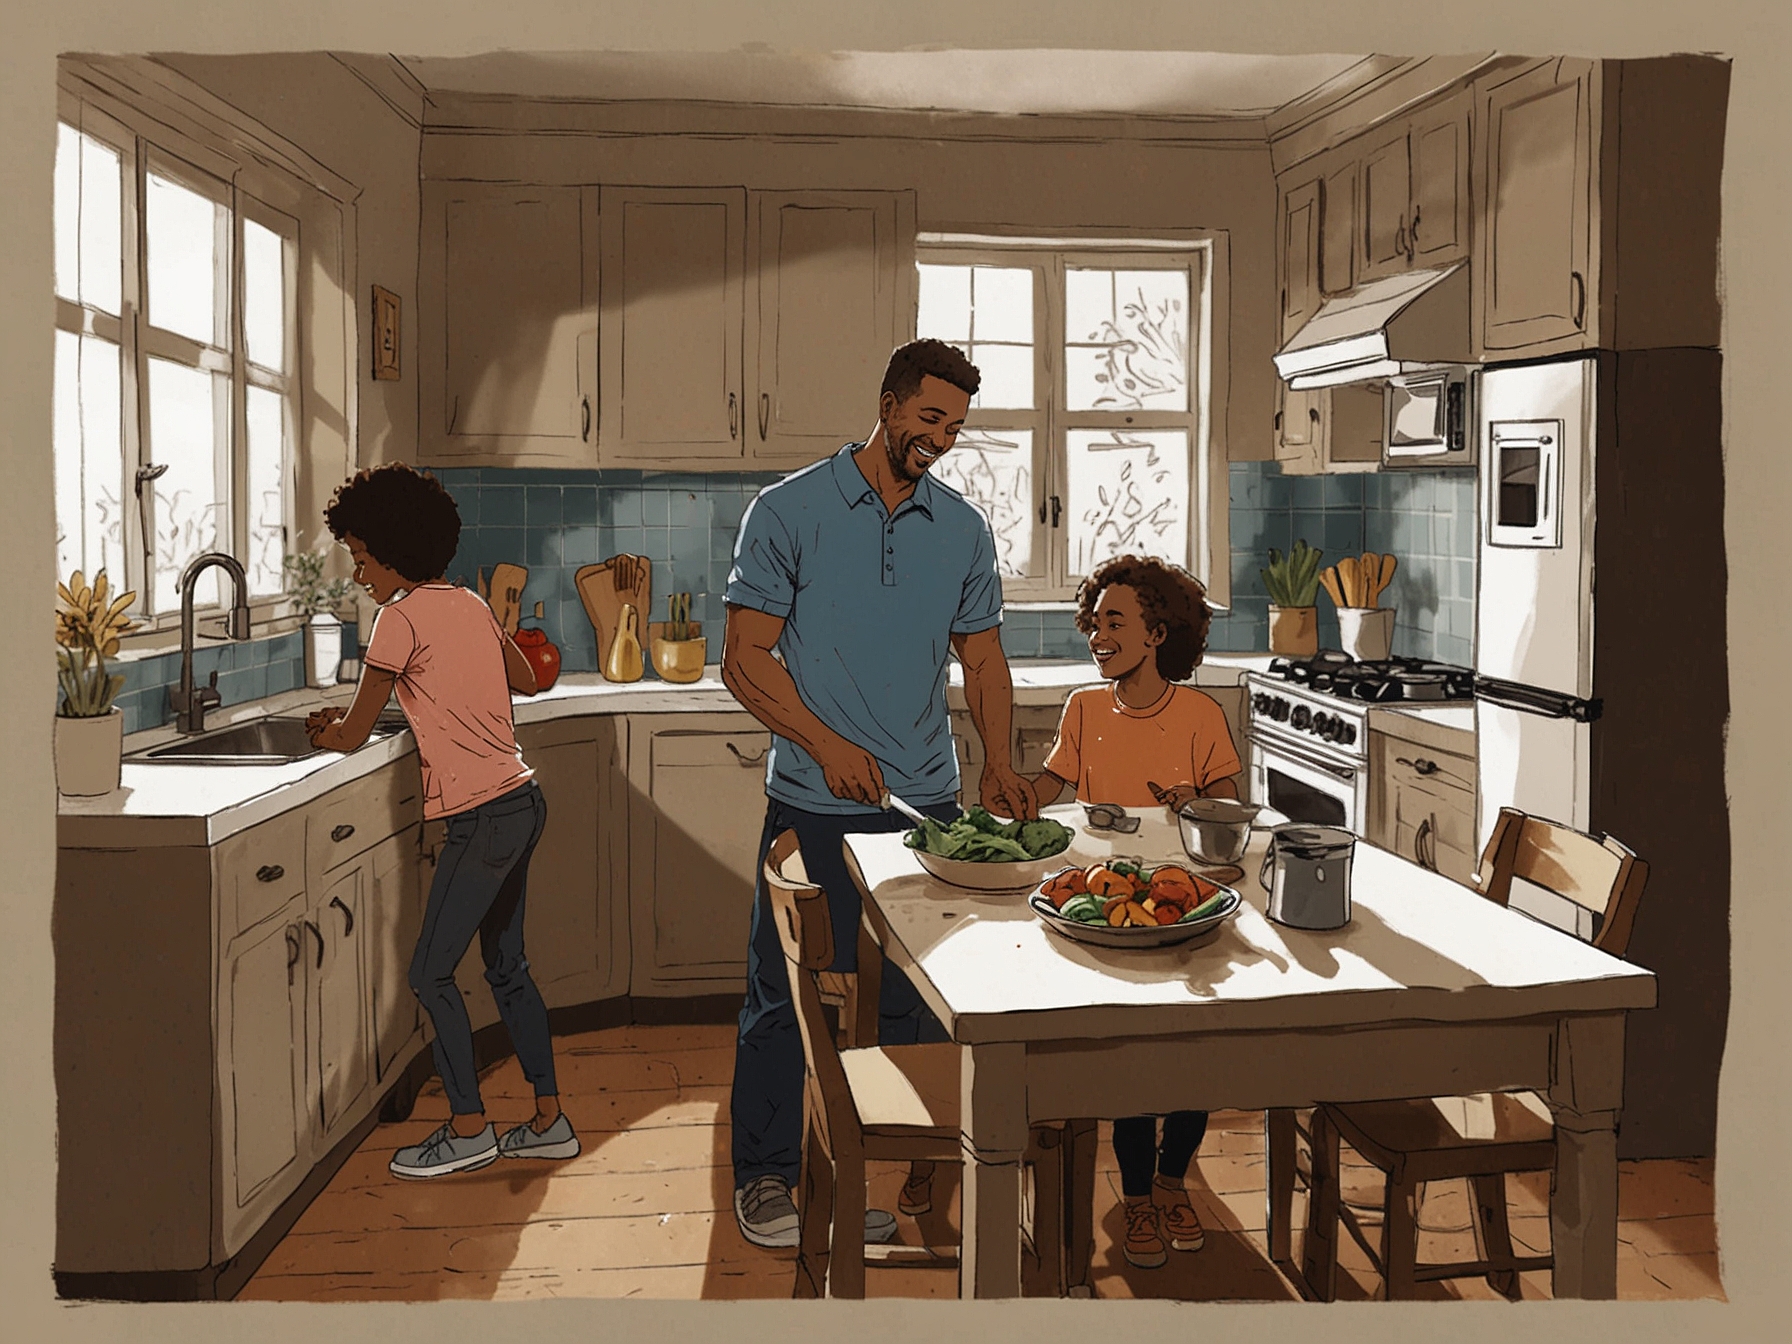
(1277, 177, 1321, 347)
(1357, 88, 1472, 283)
(1318, 155, 1358, 298)
(1276, 380, 1384, 477)
(748, 189, 916, 468)
(1475, 59, 1599, 356)
(418, 181, 600, 467)
(1368, 720, 1478, 886)
(1358, 125, 1413, 283)
(308, 862, 371, 1151)
(598, 186, 748, 464)
(626, 713, 772, 997)
(366, 826, 424, 1085)
(217, 904, 309, 1257)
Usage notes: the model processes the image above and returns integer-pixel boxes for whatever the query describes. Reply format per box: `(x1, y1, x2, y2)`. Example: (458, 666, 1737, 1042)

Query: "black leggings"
(1112, 1110, 1208, 1198)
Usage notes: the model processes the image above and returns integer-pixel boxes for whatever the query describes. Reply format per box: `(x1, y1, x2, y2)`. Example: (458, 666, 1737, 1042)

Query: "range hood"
(1273, 261, 1472, 389)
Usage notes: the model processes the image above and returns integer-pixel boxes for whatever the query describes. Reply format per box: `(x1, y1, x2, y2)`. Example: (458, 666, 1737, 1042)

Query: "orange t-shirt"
(1041, 683, 1242, 808)
(363, 584, 534, 821)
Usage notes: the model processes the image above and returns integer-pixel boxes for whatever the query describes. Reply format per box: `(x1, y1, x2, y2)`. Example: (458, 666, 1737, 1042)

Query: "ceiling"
(391, 50, 1375, 119)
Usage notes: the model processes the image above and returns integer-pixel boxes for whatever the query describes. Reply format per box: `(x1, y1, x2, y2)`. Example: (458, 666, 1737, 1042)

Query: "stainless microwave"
(1381, 366, 1475, 468)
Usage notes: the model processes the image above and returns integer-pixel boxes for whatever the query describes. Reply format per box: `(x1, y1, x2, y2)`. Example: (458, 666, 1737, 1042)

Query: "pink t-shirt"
(363, 584, 533, 820)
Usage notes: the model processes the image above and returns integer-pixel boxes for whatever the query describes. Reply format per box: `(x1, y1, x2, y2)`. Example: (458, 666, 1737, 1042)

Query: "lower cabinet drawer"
(308, 767, 423, 876)
(219, 811, 308, 937)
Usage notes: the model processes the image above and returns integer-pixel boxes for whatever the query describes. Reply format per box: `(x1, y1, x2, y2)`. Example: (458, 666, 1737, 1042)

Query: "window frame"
(916, 233, 1228, 608)
(55, 97, 303, 633)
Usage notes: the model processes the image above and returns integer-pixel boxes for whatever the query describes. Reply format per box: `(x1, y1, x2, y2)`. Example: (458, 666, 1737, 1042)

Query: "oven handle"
(1251, 731, 1359, 782)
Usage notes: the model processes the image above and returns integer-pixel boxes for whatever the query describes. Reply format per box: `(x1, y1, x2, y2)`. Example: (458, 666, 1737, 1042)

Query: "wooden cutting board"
(478, 563, 529, 635)
(575, 555, 652, 673)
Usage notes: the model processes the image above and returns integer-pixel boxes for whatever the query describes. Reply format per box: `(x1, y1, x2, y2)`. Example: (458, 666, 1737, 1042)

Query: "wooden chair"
(1282, 806, 1649, 1301)
(763, 830, 1093, 1299)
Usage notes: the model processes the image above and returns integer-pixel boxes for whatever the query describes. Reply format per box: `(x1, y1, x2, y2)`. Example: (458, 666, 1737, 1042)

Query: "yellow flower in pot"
(649, 592, 707, 684)
(1262, 539, 1324, 657)
(54, 568, 140, 796)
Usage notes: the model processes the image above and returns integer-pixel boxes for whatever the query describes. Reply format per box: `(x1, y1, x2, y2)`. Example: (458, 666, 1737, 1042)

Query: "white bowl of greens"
(903, 806, 1077, 891)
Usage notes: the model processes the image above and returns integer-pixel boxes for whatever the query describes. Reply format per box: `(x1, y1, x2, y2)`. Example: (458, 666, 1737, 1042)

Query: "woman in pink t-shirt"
(306, 464, 578, 1179)
(1030, 554, 1242, 1271)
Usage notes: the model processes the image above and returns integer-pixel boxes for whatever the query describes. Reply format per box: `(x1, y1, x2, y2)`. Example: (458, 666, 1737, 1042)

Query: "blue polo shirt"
(725, 443, 1004, 814)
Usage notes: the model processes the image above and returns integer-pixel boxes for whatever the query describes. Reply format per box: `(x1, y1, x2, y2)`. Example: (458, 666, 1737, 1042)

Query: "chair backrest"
(762, 829, 856, 1154)
(1473, 807, 1649, 955)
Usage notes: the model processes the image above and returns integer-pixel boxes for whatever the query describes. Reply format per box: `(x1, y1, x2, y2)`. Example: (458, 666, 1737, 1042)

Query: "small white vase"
(54, 707, 123, 797)
(305, 613, 344, 688)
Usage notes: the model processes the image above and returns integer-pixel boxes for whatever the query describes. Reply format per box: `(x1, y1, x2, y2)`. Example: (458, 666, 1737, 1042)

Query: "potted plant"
(54, 568, 139, 796)
(1262, 539, 1324, 657)
(648, 592, 706, 684)
(284, 549, 353, 688)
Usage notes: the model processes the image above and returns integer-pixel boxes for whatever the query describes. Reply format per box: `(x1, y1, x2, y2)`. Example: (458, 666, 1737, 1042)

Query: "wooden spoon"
(1319, 565, 1345, 608)
(1338, 556, 1361, 608)
(1376, 553, 1398, 606)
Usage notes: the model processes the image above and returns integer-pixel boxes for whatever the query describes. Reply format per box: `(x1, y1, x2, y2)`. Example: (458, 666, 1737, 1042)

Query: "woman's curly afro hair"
(323, 463, 461, 584)
(1073, 553, 1213, 683)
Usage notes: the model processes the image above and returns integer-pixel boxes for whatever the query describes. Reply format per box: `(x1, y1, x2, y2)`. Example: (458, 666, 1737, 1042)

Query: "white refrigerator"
(1470, 347, 1729, 1161)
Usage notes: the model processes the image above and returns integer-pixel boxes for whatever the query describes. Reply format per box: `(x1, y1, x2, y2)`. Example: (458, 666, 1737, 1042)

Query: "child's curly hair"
(323, 463, 461, 584)
(1073, 554, 1213, 682)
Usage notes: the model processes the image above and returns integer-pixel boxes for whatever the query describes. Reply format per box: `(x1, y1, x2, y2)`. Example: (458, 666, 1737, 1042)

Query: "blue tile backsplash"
(430, 459, 1477, 679)
(108, 622, 360, 735)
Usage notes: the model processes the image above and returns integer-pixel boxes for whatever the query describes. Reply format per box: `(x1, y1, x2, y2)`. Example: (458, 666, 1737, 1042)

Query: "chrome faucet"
(170, 552, 253, 734)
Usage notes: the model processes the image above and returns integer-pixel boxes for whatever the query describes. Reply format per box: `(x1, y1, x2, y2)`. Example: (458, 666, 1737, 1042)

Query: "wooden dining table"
(841, 804, 1656, 1300)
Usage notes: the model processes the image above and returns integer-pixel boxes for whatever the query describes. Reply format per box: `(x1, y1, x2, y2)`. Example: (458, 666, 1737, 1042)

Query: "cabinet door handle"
(1396, 755, 1439, 776)
(1394, 220, 1407, 259)
(758, 392, 770, 441)
(256, 863, 285, 883)
(1050, 494, 1061, 528)
(725, 740, 770, 768)
(582, 396, 591, 442)
(1409, 205, 1421, 255)
(1415, 816, 1437, 872)
(308, 920, 325, 969)
(1274, 410, 1283, 432)
(448, 395, 459, 436)
(285, 925, 301, 984)
(331, 823, 356, 843)
(1571, 271, 1586, 327)
(331, 894, 355, 936)
(1309, 406, 1321, 424)
(728, 392, 739, 440)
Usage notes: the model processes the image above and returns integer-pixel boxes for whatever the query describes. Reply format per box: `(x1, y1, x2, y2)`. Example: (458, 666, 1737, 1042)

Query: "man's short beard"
(885, 428, 927, 483)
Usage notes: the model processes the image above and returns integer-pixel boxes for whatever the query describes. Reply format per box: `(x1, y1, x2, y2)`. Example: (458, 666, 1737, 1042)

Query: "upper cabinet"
(1357, 88, 1472, 284)
(419, 182, 600, 467)
(1278, 177, 1321, 346)
(598, 187, 748, 464)
(748, 190, 915, 468)
(420, 181, 916, 471)
(1475, 60, 1599, 355)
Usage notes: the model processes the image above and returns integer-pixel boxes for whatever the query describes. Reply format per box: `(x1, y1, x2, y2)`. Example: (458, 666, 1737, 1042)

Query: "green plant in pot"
(54, 568, 139, 795)
(1262, 539, 1324, 657)
(284, 549, 353, 688)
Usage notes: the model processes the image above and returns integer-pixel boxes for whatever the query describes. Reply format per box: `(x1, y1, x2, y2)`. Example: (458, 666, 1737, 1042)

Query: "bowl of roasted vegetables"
(903, 806, 1077, 891)
(1028, 859, 1242, 949)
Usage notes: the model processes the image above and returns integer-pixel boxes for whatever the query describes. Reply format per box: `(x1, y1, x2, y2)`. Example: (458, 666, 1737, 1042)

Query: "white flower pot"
(54, 707, 123, 797)
(305, 613, 344, 688)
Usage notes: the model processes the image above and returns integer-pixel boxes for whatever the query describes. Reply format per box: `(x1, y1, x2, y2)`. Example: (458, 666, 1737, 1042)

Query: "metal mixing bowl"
(1176, 796, 1263, 865)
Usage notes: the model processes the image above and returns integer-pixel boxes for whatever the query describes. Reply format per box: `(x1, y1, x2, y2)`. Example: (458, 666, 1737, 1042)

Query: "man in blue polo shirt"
(721, 338, 1038, 1249)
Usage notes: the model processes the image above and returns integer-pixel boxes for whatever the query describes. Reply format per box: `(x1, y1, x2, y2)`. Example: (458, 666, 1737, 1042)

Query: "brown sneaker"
(1152, 1176, 1205, 1251)
(898, 1167, 933, 1217)
(1122, 1197, 1167, 1268)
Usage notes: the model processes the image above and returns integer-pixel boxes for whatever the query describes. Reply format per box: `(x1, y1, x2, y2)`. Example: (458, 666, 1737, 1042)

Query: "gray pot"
(1259, 823, 1355, 930)
(1177, 797, 1262, 865)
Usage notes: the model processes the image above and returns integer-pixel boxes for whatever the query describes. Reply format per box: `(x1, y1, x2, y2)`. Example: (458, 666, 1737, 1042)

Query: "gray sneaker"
(388, 1121, 499, 1179)
(498, 1113, 581, 1161)
(733, 1174, 897, 1248)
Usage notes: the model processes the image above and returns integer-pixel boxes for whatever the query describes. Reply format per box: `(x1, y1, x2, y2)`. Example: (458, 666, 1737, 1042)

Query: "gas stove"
(1261, 651, 1477, 703)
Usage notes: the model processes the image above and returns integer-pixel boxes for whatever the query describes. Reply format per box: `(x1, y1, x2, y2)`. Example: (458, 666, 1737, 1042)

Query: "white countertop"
(60, 656, 1271, 848)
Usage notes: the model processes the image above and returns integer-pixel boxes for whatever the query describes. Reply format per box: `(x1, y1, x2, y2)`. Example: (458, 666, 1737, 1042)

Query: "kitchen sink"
(129, 713, 406, 765)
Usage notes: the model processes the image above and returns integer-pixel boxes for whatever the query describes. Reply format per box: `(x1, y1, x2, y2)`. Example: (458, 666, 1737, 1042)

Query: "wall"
(1228, 463, 1477, 663)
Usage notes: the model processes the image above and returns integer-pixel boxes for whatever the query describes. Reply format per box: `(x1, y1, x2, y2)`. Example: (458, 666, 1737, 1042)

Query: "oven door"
(1249, 730, 1361, 831)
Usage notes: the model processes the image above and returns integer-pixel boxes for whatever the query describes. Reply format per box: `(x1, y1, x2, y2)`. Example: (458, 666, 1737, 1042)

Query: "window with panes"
(54, 108, 296, 621)
(915, 243, 1211, 602)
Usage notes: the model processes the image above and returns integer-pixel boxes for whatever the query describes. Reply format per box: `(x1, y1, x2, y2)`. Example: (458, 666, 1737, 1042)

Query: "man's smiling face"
(881, 374, 971, 483)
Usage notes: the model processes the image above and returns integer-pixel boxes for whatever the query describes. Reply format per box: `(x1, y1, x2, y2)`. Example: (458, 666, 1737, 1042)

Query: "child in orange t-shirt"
(1031, 554, 1243, 1269)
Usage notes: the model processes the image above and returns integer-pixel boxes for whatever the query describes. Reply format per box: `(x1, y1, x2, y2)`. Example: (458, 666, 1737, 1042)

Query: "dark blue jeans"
(1113, 1110, 1209, 1198)
(410, 781, 559, 1116)
(730, 796, 957, 1190)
